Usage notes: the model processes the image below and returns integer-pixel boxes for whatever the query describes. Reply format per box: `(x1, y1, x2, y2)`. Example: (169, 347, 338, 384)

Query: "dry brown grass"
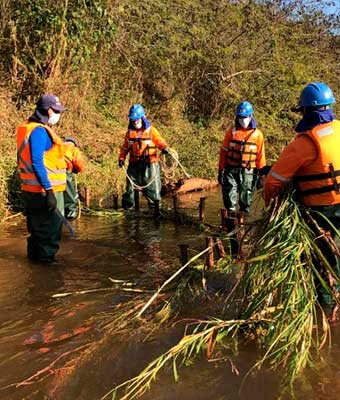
(0, 83, 130, 216)
(0, 79, 216, 217)
(0, 88, 23, 221)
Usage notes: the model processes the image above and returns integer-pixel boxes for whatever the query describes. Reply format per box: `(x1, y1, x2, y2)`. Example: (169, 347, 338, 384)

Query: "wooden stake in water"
(154, 200, 160, 217)
(215, 238, 226, 258)
(220, 208, 227, 230)
(84, 187, 91, 208)
(179, 244, 189, 265)
(199, 197, 206, 222)
(205, 237, 215, 269)
(173, 194, 178, 215)
(113, 194, 119, 210)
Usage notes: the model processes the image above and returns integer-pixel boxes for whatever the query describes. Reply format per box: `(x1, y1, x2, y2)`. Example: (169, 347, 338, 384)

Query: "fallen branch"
(136, 246, 212, 318)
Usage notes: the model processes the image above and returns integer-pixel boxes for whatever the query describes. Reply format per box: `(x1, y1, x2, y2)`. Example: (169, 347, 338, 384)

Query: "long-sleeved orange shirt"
(264, 134, 317, 205)
(218, 127, 266, 171)
(63, 141, 85, 173)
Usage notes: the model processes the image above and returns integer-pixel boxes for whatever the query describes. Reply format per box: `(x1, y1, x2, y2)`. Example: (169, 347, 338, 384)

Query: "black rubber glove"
(118, 159, 124, 168)
(45, 189, 57, 211)
(259, 165, 272, 176)
(218, 170, 224, 185)
(161, 148, 169, 155)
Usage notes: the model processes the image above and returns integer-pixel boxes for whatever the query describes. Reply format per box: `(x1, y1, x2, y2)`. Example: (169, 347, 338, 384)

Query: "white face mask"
(238, 116, 251, 129)
(133, 119, 142, 129)
(48, 111, 61, 126)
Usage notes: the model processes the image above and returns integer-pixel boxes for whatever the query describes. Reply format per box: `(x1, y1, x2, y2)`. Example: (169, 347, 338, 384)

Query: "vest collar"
(295, 109, 335, 133)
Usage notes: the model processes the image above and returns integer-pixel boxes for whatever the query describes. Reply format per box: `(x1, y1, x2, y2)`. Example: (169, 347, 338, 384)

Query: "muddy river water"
(0, 189, 340, 400)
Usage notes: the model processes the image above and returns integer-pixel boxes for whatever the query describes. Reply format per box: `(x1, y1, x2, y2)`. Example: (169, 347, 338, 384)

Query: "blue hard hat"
(298, 82, 335, 108)
(236, 101, 253, 117)
(128, 104, 145, 121)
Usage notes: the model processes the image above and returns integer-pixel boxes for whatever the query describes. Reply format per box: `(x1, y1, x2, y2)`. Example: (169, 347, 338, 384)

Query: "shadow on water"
(0, 189, 339, 399)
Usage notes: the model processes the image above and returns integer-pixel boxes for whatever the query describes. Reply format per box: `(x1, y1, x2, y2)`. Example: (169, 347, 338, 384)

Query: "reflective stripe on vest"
(294, 121, 340, 206)
(21, 178, 66, 186)
(17, 136, 34, 173)
(126, 127, 159, 163)
(225, 128, 258, 169)
(269, 170, 291, 183)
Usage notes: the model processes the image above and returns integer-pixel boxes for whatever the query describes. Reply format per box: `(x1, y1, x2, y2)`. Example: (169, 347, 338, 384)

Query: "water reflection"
(0, 191, 339, 399)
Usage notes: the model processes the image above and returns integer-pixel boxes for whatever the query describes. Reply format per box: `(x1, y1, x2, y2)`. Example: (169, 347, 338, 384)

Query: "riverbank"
(1, 1, 339, 223)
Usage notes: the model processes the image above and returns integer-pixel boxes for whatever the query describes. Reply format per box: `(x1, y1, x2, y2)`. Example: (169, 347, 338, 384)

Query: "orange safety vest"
(294, 120, 340, 206)
(63, 141, 85, 173)
(223, 128, 260, 169)
(121, 126, 163, 163)
(16, 122, 66, 193)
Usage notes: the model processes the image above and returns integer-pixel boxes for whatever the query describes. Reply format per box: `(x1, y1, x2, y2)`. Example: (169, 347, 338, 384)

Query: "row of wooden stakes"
(82, 188, 244, 267)
(178, 236, 229, 270)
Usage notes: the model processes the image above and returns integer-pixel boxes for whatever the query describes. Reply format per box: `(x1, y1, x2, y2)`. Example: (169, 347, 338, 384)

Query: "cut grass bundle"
(104, 190, 340, 399)
(239, 191, 338, 385)
(80, 205, 124, 218)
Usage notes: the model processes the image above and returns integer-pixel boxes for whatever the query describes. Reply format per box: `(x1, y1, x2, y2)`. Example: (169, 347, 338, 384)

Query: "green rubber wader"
(222, 166, 255, 213)
(122, 161, 162, 209)
(64, 171, 79, 219)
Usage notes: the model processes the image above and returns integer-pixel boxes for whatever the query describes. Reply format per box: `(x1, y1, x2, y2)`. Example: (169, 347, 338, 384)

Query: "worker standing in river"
(63, 137, 85, 219)
(16, 94, 66, 265)
(118, 104, 169, 210)
(218, 101, 266, 223)
(264, 82, 340, 311)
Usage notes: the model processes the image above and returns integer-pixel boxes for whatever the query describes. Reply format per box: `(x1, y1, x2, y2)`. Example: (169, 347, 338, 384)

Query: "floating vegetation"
(80, 205, 124, 218)
(102, 190, 339, 400)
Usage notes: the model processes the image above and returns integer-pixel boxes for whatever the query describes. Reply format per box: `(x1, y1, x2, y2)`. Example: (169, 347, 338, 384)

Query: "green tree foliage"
(104, 0, 339, 121)
(0, 0, 339, 213)
(0, 0, 116, 101)
(1, 0, 338, 117)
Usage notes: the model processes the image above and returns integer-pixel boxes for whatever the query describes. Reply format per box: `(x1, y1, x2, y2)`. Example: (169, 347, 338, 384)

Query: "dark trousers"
(23, 191, 64, 262)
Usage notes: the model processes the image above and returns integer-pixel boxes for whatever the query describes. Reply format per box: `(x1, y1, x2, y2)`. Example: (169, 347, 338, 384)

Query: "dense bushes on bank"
(0, 0, 339, 220)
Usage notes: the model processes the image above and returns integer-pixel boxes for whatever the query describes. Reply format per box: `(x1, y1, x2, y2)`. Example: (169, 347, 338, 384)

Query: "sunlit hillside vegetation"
(0, 0, 339, 221)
